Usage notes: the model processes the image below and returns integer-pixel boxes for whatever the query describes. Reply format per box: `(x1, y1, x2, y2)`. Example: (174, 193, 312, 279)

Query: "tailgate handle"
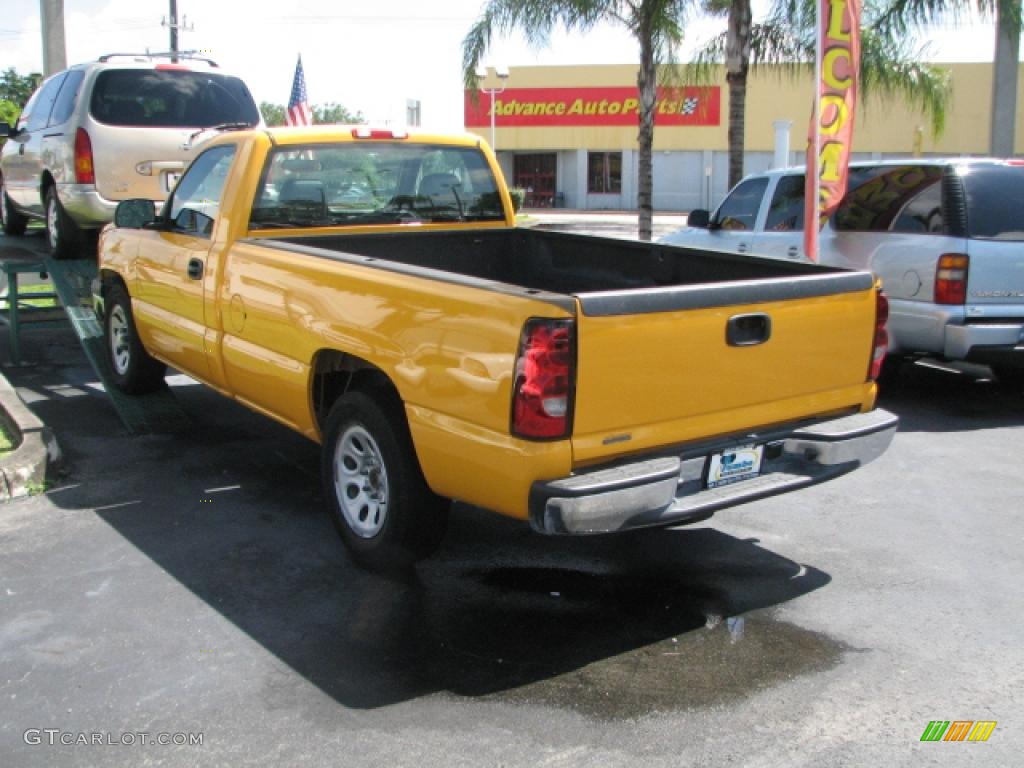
(727, 313, 771, 346)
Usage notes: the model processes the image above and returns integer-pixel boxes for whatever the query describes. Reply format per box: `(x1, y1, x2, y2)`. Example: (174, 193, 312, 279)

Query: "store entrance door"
(513, 154, 557, 208)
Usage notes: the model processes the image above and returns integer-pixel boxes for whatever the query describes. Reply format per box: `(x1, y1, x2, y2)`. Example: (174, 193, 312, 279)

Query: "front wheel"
(321, 389, 448, 572)
(45, 186, 83, 259)
(0, 178, 28, 236)
(104, 283, 166, 394)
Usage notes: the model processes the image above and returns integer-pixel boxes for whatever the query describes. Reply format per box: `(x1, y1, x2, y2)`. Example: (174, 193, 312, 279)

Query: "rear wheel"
(45, 186, 83, 259)
(993, 365, 1024, 391)
(104, 283, 166, 394)
(0, 177, 28, 236)
(321, 389, 448, 572)
(875, 355, 905, 390)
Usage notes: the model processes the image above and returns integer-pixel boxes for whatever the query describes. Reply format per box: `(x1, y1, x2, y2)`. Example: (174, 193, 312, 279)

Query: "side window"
(713, 177, 769, 231)
(764, 175, 806, 231)
(49, 70, 86, 127)
(23, 74, 66, 132)
(835, 165, 943, 232)
(891, 179, 943, 234)
(168, 145, 237, 237)
(16, 89, 41, 131)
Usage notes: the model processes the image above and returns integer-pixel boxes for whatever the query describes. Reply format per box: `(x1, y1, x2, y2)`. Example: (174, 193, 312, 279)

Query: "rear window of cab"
(89, 69, 259, 128)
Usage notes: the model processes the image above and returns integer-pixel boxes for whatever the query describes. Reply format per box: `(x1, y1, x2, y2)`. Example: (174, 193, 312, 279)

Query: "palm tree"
(463, 0, 696, 241)
(697, 0, 953, 189)
(876, 0, 1021, 156)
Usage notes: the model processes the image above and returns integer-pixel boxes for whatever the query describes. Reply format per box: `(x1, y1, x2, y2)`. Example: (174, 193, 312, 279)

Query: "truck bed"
(260, 228, 872, 316)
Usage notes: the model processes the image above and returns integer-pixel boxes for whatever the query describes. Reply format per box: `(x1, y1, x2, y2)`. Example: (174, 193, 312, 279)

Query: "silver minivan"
(0, 52, 260, 258)
(661, 159, 1024, 385)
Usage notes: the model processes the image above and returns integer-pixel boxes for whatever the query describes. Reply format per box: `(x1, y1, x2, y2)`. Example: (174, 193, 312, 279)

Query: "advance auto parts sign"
(464, 86, 720, 127)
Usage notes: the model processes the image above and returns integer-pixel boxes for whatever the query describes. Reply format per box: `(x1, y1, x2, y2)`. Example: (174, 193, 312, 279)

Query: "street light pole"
(477, 66, 509, 150)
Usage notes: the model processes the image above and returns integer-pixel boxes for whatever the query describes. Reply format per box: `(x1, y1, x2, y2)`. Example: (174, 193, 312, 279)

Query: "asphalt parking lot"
(1, 225, 1022, 766)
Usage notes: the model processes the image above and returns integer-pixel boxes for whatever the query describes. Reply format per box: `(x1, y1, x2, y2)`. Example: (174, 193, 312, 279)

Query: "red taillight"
(869, 290, 889, 381)
(512, 319, 575, 439)
(74, 127, 95, 184)
(934, 253, 969, 305)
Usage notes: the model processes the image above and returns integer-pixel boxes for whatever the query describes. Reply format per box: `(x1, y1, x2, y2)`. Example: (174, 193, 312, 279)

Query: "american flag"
(286, 55, 313, 126)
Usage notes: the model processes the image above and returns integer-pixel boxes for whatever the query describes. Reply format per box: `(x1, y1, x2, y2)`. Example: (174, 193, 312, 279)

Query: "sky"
(0, 0, 1005, 131)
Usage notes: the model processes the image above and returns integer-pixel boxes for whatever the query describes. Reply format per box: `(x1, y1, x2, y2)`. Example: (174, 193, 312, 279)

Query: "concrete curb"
(0, 371, 61, 500)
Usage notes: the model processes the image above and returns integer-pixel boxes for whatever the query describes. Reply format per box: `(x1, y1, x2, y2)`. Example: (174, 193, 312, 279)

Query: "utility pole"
(162, 1, 193, 61)
(39, 0, 67, 76)
(169, 0, 179, 59)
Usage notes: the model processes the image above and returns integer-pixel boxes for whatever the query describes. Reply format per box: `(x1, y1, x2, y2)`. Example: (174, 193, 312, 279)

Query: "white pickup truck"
(661, 159, 1024, 385)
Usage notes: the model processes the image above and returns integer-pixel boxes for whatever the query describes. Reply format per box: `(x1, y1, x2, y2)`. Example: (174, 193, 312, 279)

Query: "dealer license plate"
(706, 444, 764, 489)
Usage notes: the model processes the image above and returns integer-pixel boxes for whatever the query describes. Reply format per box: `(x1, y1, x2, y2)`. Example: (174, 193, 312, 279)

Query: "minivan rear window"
(960, 165, 1024, 241)
(89, 69, 259, 128)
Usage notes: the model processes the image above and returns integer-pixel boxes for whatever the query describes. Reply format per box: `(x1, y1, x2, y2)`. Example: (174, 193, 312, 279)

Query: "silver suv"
(661, 159, 1024, 386)
(0, 52, 259, 258)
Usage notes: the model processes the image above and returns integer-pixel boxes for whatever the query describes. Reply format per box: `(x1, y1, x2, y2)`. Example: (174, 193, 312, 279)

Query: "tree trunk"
(990, 0, 1020, 157)
(637, 30, 657, 241)
(725, 0, 752, 190)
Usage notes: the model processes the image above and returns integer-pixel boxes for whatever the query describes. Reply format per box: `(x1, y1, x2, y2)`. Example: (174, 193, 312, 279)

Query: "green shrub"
(508, 187, 526, 213)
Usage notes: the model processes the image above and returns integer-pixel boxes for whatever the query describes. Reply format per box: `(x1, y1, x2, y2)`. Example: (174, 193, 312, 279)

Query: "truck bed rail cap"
(576, 271, 875, 317)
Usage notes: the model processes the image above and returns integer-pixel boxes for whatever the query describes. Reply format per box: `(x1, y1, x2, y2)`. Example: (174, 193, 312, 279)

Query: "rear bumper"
(530, 408, 898, 535)
(945, 322, 1024, 361)
(57, 183, 117, 229)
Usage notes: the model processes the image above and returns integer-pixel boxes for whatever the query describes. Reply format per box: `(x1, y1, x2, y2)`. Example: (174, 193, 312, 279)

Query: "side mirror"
(0, 122, 12, 138)
(687, 209, 711, 228)
(114, 199, 157, 229)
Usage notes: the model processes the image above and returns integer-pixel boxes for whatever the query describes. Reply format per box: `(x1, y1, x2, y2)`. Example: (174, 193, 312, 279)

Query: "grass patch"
(1, 282, 60, 309)
(0, 417, 16, 457)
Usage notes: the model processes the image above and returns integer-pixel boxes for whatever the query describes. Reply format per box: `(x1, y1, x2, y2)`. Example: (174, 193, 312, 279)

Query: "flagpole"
(813, 0, 822, 261)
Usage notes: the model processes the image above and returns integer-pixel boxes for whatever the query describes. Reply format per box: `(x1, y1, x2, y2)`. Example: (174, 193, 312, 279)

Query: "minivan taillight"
(74, 128, 95, 184)
(869, 290, 889, 381)
(935, 253, 969, 305)
(512, 318, 575, 439)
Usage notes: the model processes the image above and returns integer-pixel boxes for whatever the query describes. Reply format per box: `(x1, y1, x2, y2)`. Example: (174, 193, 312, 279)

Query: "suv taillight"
(935, 253, 969, 305)
(869, 289, 889, 381)
(512, 318, 575, 439)
(74, 128, 95, 184)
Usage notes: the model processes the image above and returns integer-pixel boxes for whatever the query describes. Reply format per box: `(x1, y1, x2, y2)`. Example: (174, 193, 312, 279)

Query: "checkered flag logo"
(681, 97, 699, 115)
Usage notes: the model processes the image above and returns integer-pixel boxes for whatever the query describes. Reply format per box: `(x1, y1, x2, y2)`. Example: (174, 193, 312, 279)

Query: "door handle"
(737, 243, 749, 253)
(187, 258, 204, 280)
(726, 313, 772, 347)
(787, 246, 799, 258)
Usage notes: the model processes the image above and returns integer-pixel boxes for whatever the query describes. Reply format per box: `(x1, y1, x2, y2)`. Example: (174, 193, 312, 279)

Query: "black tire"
(0, 177, 28, 236)
(321, 389, 449, 572)
(875, 355, 905, 390)
(103, 283, 166, 394)
(45, 186, 83, 260)
(993, 365, 1024, 391)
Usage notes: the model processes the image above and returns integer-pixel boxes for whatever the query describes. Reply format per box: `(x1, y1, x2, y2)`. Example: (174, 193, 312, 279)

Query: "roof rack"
(97, 51, 219, 67)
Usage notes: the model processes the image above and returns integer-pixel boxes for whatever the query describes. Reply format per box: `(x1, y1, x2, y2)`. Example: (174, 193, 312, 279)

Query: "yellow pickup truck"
(95, 125, 897, 571)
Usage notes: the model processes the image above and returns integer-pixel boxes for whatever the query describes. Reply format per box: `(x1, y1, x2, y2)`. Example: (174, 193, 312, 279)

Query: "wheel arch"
(39, 170, 56, 206)
(310, 349, 403, 437)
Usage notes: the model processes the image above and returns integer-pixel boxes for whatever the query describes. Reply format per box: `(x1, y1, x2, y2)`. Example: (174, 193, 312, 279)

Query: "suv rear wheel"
(45, 186, 83, 259)
(993, 365, 1024, 391)
(1, 177, 28, 236)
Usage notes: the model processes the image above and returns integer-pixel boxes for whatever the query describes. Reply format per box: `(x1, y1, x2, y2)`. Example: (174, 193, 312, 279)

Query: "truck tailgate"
(571, 272, 879, 464)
